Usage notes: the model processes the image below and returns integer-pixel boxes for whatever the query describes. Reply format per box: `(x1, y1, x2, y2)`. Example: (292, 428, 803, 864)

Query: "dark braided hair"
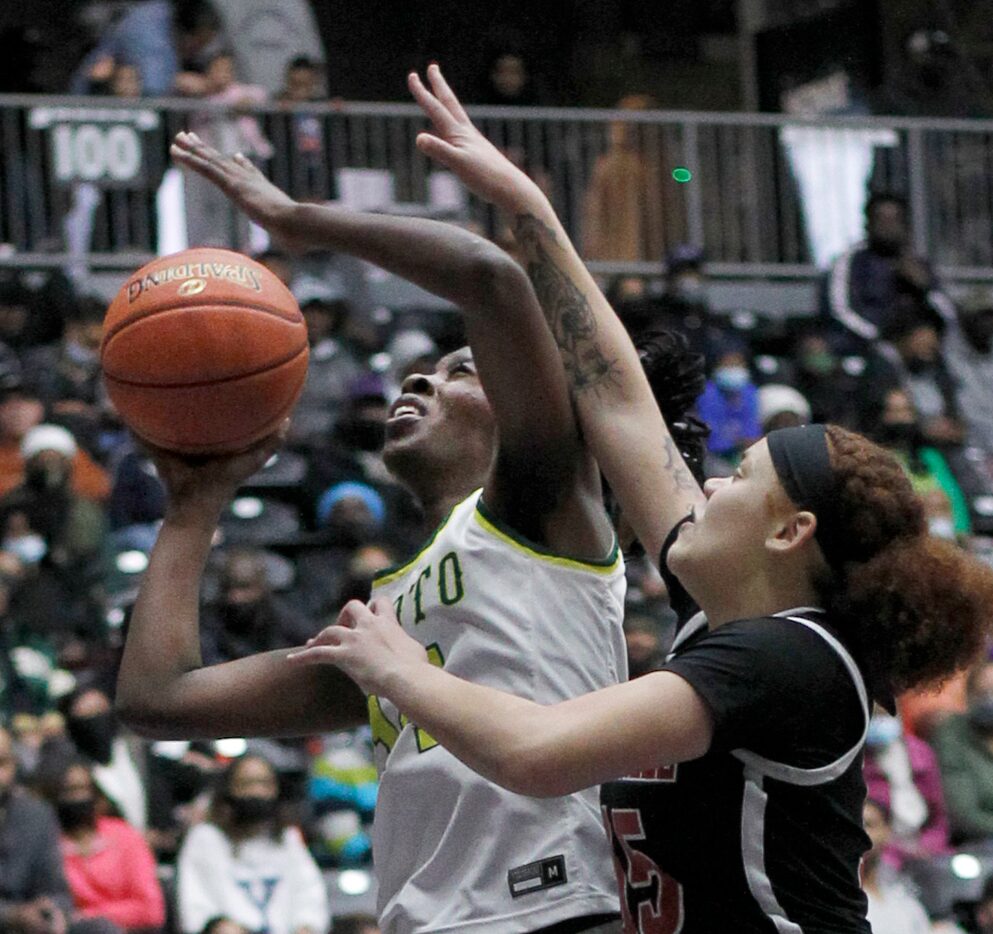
(636, 328, 709, 484)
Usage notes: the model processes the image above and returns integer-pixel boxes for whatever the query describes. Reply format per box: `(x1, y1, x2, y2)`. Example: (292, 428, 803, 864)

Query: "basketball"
(101, 248, 309, 455)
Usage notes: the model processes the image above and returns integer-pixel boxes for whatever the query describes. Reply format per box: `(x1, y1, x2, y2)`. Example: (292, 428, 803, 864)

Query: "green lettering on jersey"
(368, 694, 401, 753)
(437, 551, 465, 606)
(399, 643, 445, 752)
(409, 565, 431, 624)
(393, 594, 404, 624)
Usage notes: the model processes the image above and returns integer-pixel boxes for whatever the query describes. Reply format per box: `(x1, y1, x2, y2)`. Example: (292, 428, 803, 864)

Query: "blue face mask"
(866, 714, 902, 749)
(714, 366, 750, 393)
(3, 533, 46, 565)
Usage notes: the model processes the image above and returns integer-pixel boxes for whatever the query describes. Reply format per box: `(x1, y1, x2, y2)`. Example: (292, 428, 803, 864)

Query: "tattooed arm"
(409, 66, 704, 561)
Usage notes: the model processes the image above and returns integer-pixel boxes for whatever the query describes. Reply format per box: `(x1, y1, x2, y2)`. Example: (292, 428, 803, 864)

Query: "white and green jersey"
(369, 489, 626, 933)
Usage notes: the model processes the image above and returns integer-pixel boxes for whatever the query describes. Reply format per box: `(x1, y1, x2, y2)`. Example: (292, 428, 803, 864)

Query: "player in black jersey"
(289, 67, 993, 934)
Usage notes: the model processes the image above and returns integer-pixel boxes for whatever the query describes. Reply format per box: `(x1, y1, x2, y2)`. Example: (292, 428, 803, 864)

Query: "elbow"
(114, 694, 184, 740)
(497, 743, 583, 800)
(463, 243, 530, 312)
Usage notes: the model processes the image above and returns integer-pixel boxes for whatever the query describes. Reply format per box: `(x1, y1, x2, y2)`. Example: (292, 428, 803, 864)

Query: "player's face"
(668, 439, 792, 589)
(382, 348, 496, 476)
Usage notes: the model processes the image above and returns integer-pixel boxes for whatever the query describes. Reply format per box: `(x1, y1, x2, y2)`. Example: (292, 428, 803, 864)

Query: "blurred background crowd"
(5, 0, 993, 932)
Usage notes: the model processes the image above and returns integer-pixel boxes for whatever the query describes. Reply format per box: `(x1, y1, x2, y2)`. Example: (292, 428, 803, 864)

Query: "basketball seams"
(103, 343, 309, 389)
(101, 298, 303, 347)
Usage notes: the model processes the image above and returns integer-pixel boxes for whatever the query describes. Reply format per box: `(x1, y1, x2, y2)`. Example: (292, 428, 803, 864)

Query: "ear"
(766, 510, 818, 556)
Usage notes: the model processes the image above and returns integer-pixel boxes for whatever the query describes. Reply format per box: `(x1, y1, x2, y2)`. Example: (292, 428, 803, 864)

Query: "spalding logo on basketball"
(101, 247, 310, 455)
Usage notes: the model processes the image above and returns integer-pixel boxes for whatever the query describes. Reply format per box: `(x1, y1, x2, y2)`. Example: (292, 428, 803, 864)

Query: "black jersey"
(599, 528, 872, 933)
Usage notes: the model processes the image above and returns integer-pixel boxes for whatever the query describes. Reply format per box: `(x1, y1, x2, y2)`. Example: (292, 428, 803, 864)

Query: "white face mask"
(928, 517, 956, 540)
(3, 533, 46, 564)
(714, 366, 750, 393)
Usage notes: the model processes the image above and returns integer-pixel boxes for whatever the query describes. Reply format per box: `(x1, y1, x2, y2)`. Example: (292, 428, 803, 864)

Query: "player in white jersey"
(116, 132, 625, 933)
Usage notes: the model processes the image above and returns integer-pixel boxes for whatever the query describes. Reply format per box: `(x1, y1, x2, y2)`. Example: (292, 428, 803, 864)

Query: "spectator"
(791, 328, 863, 426)
(945, 287, 993, 455)
(34, 758, 165, 932)
(291, 277, 363, 441)
(0, 425, 107, 579)
(879, 303, 966, 449)
(932, 660, 993, 843)
(277, 57, 323, 104)
(478, 50, 546, 107)
(70, 0, 222, 97)
(863, 707, 951, 866)
(866, 387, 971, 538)
(22, 297, 106, 431)
(61, 687, 147, 833)
(200, 549, 315, 667)
(757, 383, 812, 434)
(176, 754, 329, 934)
(582, 94, 684, 262)
(696, 336, 761, 461)
(276, 57, 326, 201)
(0, 726, 118, 934)
(315, 482, 386, 549)
(185, 51, 272, 249)
(822, 192, 956, 349)
(200, 921, 250, 934)
(0, 386, 109, 502)
(861, 798, 934, 934)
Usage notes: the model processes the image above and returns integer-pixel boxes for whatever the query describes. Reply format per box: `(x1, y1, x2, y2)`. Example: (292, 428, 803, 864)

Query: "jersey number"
(369, 643, 445, 754)
(603, 807, 684, 934)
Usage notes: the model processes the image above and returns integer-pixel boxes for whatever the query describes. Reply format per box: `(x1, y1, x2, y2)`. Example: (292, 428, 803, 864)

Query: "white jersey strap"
(732, 615, 870, 787)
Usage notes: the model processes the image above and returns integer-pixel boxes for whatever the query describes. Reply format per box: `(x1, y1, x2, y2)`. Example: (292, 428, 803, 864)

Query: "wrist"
(164, 494, 227, 528)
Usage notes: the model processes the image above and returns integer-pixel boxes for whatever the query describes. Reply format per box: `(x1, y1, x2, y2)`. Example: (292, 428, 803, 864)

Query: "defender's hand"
(408, 64, 540, 213)
(287, 597, 429, 696)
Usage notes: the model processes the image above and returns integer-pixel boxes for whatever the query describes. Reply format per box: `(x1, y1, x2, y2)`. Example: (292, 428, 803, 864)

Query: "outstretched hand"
(287, 598, 429, 696)
(408, 64, 538, 212)
(170, 131, 305, 252)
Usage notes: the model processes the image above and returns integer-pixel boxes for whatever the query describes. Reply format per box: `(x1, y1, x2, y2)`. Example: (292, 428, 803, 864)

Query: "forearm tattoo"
(661, 436, 700, 492)
(514, 213, 619, 397)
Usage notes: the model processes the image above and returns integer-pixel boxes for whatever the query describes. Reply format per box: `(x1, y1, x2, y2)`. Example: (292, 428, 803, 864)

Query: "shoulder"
(8, 790, 57, 825)
(180, 822, 229, 851)
(98, 815, 145, 843)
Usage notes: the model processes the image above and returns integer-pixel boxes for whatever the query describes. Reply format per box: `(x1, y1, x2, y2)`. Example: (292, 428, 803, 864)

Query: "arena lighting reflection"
(338, 869, 373, 896)
(232, 496, 264, 519)
(950, 853, 982, 880)
(215, 737, 248, 757)
(116, 550, 149, 574)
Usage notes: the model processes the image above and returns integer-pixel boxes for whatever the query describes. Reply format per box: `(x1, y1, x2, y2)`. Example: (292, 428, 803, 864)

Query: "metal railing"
(3, 94, 993, 284)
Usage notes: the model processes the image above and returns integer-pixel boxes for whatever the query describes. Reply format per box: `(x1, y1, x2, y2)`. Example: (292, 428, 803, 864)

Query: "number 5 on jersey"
(602, 807, 684, 934)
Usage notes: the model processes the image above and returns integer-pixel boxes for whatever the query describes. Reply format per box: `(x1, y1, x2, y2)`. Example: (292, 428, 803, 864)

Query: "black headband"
(767, 425, 847, 571)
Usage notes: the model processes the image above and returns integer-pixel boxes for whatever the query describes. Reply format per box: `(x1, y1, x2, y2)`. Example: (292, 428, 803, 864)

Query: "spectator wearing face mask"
(176, 754, 329, 934)
(34, 758, 164, 932)
(945, 288, 993, 456)
(315, 481, 386, 550)
(863, 708, 950, 867)
(932, 660, 993, 843)
(866, 387, 971, 539)
(878, 299, 965, 450)
(0, 388, 109, 501)
(200, 549, 314, 667)
(696, 337, 761, 462)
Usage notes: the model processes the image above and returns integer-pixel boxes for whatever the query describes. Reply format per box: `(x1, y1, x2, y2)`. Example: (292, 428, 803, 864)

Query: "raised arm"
(171, 132, 610, 555)
(407, 67, 705, 563)
(116, 434, 369, 739)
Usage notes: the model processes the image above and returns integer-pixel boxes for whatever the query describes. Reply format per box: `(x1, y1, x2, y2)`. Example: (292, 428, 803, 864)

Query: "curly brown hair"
(823, 425, 993, 696)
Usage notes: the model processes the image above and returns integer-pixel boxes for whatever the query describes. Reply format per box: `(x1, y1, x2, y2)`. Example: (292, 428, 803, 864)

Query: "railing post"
(906, 125, 930, 257)
(682, 121, 705, 250)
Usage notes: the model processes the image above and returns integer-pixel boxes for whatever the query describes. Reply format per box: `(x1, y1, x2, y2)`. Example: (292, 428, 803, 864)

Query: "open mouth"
(388, 395, 428, 423)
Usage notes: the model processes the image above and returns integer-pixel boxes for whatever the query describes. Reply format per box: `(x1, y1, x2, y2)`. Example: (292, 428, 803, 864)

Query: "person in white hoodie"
(177, 754, 329, 934)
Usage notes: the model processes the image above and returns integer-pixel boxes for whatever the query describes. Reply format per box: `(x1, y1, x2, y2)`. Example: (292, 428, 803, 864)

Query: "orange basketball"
(101, 247, 309, 455)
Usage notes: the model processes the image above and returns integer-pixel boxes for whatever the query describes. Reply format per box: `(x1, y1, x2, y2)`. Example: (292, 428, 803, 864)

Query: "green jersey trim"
(371, 495, 472, 588)
(474, 497, 621, 575)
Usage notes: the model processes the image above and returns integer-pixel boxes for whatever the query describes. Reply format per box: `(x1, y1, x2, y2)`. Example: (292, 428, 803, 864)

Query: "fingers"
(407, 71, 461, 136)
(425, 63, 471, 124)
(285, 644, 343, 666)
(415, 132, 463, 170)
(369, 596, 398, 619)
